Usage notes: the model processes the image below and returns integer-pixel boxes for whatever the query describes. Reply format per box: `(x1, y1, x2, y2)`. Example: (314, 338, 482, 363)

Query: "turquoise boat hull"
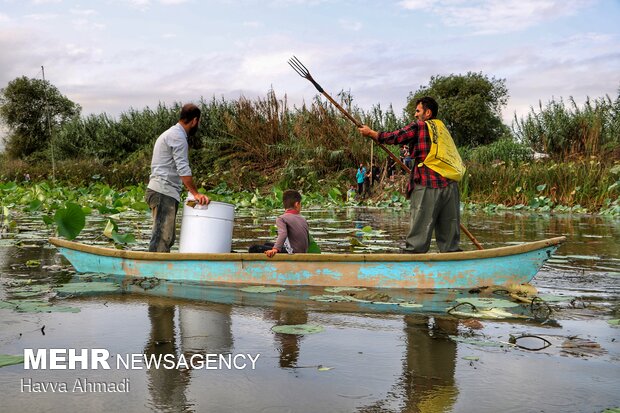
(50, 237, 565, 289)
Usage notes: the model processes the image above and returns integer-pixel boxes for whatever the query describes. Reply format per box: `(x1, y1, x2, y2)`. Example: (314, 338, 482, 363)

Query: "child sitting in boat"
(249, 190, 309, 257)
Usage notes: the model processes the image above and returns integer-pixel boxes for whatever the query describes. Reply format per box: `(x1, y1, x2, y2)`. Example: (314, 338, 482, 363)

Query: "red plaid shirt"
(377, 120, 450, 193)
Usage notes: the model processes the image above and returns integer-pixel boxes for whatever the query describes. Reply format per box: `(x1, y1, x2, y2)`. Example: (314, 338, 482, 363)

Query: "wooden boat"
(50, 236, 565, 289)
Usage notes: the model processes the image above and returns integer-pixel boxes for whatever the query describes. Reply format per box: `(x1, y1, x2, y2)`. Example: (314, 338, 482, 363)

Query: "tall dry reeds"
(513, 92, 620, 160)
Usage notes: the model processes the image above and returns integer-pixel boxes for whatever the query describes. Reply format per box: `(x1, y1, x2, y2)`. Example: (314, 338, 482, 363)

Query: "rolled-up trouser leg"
(145, 189, 179, 252)
(405, 186, 435, 253)
(434, 182, 461, 252)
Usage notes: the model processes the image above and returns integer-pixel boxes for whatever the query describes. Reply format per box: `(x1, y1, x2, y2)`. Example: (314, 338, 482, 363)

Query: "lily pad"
(565, 255, 601, 260)
(271, 324, 324, 335)
(239, 286, 285, 293)
(307, 235, 321, 254)
(54, 202, 86, 240)
(398, 302, 424, 308)
(309, 294, 361, 303)
(0, 299, 80, 313)
(449, 307, 516, 319)
(54, 282, 121, 296)
(25, 259, 41, 267)
(456, 297, 520, 308)
(462, 356, 480, 361)
(608, 319, 620, 327)
(546, 259, 569, 264)
(0, 355, 24, 368)
(536, 294, 575, 303)
(9, 284, 51, 298)
(324, 287, 367, 293)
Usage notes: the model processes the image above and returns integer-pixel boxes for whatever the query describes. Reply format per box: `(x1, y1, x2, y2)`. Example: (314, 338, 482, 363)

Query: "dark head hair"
(415, 96, 438, 118)
(283, 189, 302, 209)
(179, 103, 201, 123)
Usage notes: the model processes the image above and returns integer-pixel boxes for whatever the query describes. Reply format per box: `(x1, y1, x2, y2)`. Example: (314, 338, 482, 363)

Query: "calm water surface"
(1, 207, 619, 413)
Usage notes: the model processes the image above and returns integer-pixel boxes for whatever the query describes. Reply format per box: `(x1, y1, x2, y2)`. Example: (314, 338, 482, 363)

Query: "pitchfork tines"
(288, 56, 324, 93)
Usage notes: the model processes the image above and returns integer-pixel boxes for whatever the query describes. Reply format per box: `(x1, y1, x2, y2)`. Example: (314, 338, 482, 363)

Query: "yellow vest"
(419, 119, 466, 182)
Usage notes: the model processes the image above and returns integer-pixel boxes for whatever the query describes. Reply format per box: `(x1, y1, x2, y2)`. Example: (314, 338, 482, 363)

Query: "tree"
(406, 72, 509, 147)
(0, 76, 81, 158)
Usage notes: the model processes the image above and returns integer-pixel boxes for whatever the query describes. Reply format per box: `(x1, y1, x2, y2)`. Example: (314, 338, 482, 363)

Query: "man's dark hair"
(283, 189, 302, 209)
(415, 96, 439, 118)
(179, 103, 201, 123)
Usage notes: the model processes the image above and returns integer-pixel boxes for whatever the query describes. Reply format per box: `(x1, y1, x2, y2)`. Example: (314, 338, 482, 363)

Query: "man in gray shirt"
(145, 103, 209, 252)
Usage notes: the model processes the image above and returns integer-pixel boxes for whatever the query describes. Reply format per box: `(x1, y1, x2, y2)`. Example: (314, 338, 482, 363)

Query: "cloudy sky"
(1, 0, 619, 126)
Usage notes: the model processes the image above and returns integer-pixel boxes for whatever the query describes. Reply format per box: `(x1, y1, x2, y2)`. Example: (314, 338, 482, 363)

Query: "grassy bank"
(1, 156, 618, 216)
(1, 90, 618, 215)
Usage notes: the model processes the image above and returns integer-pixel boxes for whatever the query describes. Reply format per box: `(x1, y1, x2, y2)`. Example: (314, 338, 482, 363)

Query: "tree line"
(1, 73, 618, 188)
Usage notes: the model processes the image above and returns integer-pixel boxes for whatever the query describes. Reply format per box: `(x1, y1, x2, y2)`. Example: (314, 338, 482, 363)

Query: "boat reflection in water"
(136, 283, 461, 412)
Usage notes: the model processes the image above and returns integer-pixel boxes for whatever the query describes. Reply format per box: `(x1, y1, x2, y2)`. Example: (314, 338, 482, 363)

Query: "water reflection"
(1, 209, 619, 413)
(144, 304, 192, 412)
(144, 303, 234, 412)
(401, 316, 458, 413)
(358, 316, 459, 413)
(265, 301, 308, 368)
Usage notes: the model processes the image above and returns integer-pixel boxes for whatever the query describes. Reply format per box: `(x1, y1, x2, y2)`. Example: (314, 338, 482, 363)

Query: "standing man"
(358, 96, 462, 253)
(356, 163, 367, 198)
(146, 103, 209, 252)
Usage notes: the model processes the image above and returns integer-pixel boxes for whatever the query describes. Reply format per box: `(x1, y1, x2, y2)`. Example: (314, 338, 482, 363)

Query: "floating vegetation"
(607, 319, 620, 327)
(0, 355, 24, 368)
(546, 258, 570, 264)
(53, 202, 86, 240)
(53, 282, 121, 296)
(271, 324, 324, 335)
(0, 299, 80, 313)
(130, 277, 161, 290)
(309, 294, 362, 303)
(309, 293, 421, 308)
(397, 302, 424, 308)
(455, 297, 520, 308)
(560, 337, 606, 358)
(461, 356, 480, 361)
(536, 294, 576, 303)
(8, 284, 50, 298)
(324, 287, 367, 293)
(448, 304, 518, 320)
(239, 286, 285, 293)
(565, 255, 601, 261)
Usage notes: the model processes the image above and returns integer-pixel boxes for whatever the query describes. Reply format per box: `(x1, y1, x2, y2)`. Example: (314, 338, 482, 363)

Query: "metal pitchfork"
(288, 55, 483, 250)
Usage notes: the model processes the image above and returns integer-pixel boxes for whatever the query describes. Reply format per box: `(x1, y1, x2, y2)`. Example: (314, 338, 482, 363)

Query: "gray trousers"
(405, 182, 461, 253)
(145, 189, 179, 252)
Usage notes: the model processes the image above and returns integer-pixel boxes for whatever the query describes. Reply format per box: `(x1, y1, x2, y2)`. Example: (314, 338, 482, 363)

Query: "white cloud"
(159, 0, 190, 4)
(398, 0, 426, 10)
(72, 18, 106, 31)
(70, 9, 97, 16)
(398, 0, 595, 34)
(0, 13, 10, 23)
(124, 0, 151, 9)
(242, 21, 263, 28)
(339, 18, 362, 31)
(24, 13, 59, 21)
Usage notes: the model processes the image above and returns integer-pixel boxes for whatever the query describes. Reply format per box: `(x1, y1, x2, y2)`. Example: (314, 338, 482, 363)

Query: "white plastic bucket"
(178, 198, 235, 253)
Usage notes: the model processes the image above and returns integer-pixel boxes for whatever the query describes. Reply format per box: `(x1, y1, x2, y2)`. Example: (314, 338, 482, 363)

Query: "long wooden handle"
(320, 88, 484, 250)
